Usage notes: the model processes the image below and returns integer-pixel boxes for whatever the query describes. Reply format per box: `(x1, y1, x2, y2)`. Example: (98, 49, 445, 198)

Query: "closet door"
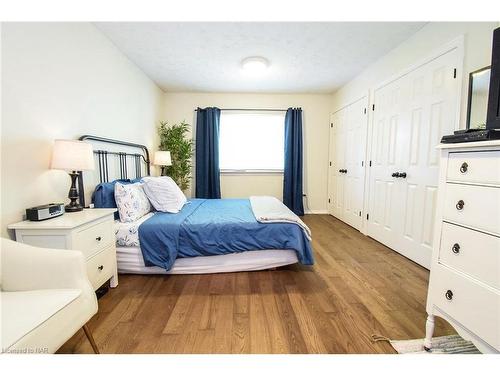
(328, 97, 368, 230)
(332, 109, 347, 219)
(398, 48, 460, 268)
(327, 114, 336, 215)
(367, 77, 408, 250)
(343, 98, 368, 230)
(367, 47, 461, 268)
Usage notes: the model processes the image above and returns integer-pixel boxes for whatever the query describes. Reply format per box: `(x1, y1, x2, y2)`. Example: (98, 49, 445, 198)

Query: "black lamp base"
(66, 171, 83, 213)
(65, 203, 83, 212)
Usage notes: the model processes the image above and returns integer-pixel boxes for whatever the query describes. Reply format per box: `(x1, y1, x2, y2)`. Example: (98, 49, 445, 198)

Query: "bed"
(78, 135, 314, 274)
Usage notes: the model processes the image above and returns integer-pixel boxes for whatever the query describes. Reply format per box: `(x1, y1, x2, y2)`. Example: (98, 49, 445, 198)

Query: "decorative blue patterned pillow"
(92, 178, 142, 219)
(114, 182, 152, 223)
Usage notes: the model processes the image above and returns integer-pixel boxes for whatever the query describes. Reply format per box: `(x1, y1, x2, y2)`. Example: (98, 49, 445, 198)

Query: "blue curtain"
(195, 107, 221, 198)
(283, 108, 304, 216)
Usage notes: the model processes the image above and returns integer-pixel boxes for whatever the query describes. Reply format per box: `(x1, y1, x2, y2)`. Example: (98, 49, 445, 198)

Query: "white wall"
(1, 23, 164, 236)
(332, 22, 499, 129)
(163, 92, 331, 213)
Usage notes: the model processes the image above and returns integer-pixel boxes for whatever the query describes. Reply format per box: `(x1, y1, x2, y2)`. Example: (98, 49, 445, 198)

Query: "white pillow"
(114, 182, 152, 223)
(141, 176, 187, 213)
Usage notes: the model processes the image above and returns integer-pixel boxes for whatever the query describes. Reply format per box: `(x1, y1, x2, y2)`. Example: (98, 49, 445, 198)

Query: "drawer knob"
(96, 236, 102, 242)
(460, 162, 468, 173)
(445, 290, 453, 301)
(98, 265, 104, 271)
(456, 200, 464, 210)
(452, 243, 460, 254)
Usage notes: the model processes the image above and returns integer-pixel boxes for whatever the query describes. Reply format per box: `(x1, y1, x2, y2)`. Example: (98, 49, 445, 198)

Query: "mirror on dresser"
(467, 66, 491, 130)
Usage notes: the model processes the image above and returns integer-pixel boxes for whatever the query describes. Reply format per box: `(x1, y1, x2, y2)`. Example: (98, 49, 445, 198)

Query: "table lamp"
(153, 151, 172, 176)
(51, 139, 94, 212)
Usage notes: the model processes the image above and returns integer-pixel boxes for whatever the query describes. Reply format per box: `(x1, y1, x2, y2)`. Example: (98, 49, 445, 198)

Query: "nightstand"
(7, 208, 118, 291)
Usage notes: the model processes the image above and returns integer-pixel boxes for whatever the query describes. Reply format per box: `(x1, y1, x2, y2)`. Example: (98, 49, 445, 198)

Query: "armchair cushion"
(1, 289, 81, 350)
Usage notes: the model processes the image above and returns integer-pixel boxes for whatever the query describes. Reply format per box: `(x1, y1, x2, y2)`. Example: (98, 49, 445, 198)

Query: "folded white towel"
(250, 196, 312, 241)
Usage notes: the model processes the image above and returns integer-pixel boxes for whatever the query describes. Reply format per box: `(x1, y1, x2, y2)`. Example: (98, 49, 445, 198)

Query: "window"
(219, 111, 285, 172)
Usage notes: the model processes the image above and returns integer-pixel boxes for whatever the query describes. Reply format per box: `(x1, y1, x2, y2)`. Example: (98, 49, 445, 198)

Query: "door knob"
(399, 172, 407, 178)
(452, 243, 460, 254)
(445, 290, 453, 301)
(392, 172, 399, 177)
(460, 162, 468, 173)
(98, 265, 104, 271)
(456, 200, 465, 210)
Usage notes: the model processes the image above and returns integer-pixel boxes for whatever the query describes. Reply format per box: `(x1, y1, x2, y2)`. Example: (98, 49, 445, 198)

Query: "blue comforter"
(138, 198, 314, 270)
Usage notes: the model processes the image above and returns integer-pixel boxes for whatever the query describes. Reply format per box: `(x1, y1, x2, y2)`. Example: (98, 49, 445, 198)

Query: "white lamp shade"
(50, 139, 95, 171)
(154, 151, 172, 166)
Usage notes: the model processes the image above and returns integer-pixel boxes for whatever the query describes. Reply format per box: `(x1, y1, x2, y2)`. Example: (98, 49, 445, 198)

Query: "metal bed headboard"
(77, 135, 151, 207)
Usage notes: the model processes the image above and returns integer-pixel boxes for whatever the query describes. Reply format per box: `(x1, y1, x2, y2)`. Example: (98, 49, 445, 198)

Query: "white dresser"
(424, 140, 500, 353)
(8, 208, 118, 291)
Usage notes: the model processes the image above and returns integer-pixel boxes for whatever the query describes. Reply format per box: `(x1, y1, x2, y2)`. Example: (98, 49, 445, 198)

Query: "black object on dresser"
(441, 27, 500, 143)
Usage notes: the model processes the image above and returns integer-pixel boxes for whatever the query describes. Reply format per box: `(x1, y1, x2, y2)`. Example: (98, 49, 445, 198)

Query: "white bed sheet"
(117, 246, 298, 274)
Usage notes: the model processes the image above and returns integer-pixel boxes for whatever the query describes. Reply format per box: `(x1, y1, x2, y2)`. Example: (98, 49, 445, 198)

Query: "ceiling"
(95, 22, 427, 94)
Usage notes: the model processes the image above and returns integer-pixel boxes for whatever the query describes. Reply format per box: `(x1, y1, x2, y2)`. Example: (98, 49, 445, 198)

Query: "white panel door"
(333, 108, 347, 219)
(398, 49, 460, 268)
(367, 77, 407, 250)
(367, 48, 460, 268)
(328, 97, 368, 231)
(343, 98, 368, 230)
(327, 114, 336, 215)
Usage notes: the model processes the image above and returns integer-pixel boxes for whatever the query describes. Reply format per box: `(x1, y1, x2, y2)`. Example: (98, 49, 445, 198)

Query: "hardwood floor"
(58, 215, 454, 354)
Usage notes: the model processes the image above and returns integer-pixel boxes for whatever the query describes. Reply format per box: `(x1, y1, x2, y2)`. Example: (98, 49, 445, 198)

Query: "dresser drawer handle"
(98, 265, 104, 271)
(460, 162, 468, 173)
(452, 243, 460, 254)
(445, 290, 453, 301)
(95, 236, 102, 242)
(456, 200, 464, 210)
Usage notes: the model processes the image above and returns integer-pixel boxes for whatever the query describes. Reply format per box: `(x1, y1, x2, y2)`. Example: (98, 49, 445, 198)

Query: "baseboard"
(304, 209, 328, 215)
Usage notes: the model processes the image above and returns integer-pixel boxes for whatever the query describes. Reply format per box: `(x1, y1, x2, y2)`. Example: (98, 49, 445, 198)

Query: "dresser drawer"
(74, 220, 114, 258)
(431, 265, 500, 350)
(447, 151, 500, 186)
(86, 246, 115, 290)
(443, 183, 500, 235)
(439, 222, 500, 290)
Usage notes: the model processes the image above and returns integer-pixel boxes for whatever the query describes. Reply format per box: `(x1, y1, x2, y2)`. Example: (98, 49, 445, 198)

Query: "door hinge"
(453, 68, 457, 79)
(369, 160, 372, 167)
(366, 213, 369, 220)
(372, 104, 375, 111)
(364, 108, 367, 114)
(328, 198, 331, 203)
(329, 161, 332, 166)
(359, 211, 361, 217)
(361, 161, 364, 167)
(330, 123, 333, 128)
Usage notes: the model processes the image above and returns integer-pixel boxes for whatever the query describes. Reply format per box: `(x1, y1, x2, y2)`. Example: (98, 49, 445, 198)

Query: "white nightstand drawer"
(439, 222, 500, 290)
(443, 183, 500, 236)
(431, 265, 500, 350)
(447, 151, 500, 186)
(86, 246, 115, 290)
(74, 220, 113, 258)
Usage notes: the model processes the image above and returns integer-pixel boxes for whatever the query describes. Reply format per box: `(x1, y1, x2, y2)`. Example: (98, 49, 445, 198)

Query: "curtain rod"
(194, 108, 288, 112)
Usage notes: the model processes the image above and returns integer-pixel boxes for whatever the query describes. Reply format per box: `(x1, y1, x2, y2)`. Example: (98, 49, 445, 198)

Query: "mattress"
(117, 246, 298, 274)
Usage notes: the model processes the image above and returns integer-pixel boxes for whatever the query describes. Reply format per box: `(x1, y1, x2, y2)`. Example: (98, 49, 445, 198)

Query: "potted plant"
(158, 121, 194, 191)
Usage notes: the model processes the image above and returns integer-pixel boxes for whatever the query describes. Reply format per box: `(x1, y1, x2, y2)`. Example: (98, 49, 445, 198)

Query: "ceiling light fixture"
(241, 56, 269, 74)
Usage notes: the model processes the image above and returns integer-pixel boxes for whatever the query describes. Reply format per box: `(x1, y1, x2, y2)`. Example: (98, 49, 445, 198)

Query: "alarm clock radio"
(26, 203, 65, 221)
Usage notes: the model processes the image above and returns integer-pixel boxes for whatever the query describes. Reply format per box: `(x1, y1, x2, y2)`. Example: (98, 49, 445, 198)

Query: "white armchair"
(1, 238, 99, 354)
